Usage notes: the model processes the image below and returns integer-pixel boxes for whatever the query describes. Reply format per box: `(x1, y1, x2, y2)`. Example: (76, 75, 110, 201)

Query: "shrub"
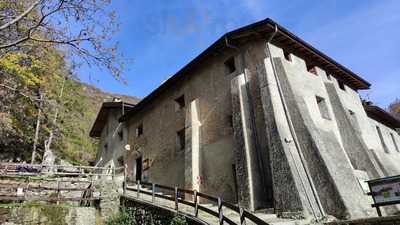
(104, 208, 136, 225)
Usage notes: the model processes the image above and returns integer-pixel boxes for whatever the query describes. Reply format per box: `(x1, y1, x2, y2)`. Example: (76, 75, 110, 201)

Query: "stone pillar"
(257, 56, 323, 219)
(184, 99, 201, 193)
(231, 73, 265, 211)
(95, 179, 120, 220)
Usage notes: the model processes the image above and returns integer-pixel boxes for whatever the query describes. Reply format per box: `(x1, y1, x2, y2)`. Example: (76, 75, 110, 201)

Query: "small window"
(306, 63, 317, 75)
(376, 126, 389, 153)
(316, 96, 331, 120)
(283, 50, 292, 62)
(136, 124, 143, 137)
(104, 143, 108, 152)
(117, 156, 124, 166)
(338, 80, 346, 91)
(177, 129, 185, 151)
(224, 57, 236, 74)
(175, 95, 185, 110)
(390, 133, 399, 152)
(227, 115, 233, 127)
(118, 129, 123, 141)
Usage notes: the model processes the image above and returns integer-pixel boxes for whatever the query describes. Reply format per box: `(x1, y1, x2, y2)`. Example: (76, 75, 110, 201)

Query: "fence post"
(174, 186, 179, 211)
(112, 166, 115, 180)
(123, 165, 127, 195)
(152, 183, 155, 203)
(218, 197, 223, 225)
(56, 180, 60, 205)
(137, 180, 141, 199)
(194, 190, 198, 217)
(239, 206, 246, 225)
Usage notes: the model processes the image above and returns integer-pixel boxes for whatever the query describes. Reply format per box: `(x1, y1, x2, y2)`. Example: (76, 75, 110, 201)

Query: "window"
(306, 63, 317, 75)
(390, 133, 399, 152)
(283, 50, 292, 62)
(316, 96, 331, 120)
(227, 115, 233, 127)
(338, 80, 346, 91)
(177, 129, 185, 151)
(104, 143, 108, 152)
(348, 110, 360, 130)
(224, 57, 236, 74)
(117, 156, 124, 166)
(118, 129, 123, 141)
(175, 95, 185, 110)
(136, 123, 143, 137)
(376, 126, 389, 153)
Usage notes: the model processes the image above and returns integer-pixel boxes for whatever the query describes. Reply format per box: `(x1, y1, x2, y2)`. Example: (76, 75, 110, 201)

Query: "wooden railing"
(0, 163, 117, 205)
(0, 163, 124, 178)
(0, 179, 100, 204)
(124, 180, 270, 225)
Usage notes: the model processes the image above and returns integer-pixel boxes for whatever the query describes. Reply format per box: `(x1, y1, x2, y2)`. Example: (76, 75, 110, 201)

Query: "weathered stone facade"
(91, 18, 400, 221)
(90, 101, 135, 170)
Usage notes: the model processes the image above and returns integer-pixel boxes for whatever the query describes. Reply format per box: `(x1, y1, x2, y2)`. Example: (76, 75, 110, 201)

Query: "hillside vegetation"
(0, 48, 138, 165)
(389, 99, 400, 120)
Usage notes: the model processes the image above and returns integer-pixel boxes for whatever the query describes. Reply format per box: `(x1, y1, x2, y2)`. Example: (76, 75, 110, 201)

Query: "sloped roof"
(363, 102, 400, 130)
(120, 18, 371, 122)
(90, 101, 136, 138)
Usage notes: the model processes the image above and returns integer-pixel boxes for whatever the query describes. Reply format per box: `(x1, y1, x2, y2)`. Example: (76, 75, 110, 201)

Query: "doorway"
(135, 156, 142, 181)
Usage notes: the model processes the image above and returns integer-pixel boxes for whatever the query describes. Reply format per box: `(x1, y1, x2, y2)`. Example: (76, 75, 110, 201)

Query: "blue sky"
(78, 0, 400, 108)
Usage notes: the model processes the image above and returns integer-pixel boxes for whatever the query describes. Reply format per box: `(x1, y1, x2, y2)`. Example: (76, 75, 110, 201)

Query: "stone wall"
(95, 108, 128, 171)
(120, 196, 207, 225)
(325, 216, 400, 225)
(124, 47, 241, 202)
(0, 204, 96, 225)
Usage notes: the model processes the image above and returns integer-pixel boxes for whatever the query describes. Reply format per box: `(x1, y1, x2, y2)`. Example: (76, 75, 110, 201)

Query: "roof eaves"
(120, 18, 371, 122)
(89, 101, 136, 137)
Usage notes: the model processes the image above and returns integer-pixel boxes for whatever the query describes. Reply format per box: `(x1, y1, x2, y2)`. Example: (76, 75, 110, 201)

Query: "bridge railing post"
(152, 183, 155, 203)
(123, 164, 127, 195)
(218, 197, 223, 225)
(194, 190, 198, 217)
(137, 180, 141, 199)
(239, 206, 246, 225)
(174, 186, 178, 211)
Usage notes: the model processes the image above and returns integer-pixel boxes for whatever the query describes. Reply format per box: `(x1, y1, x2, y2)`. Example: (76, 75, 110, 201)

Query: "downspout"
(265, 25, 325, 220)
(225, 35, 269, 209)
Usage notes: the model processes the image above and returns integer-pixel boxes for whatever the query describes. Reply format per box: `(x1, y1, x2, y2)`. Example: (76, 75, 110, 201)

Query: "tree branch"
(0, 0, 43, 31)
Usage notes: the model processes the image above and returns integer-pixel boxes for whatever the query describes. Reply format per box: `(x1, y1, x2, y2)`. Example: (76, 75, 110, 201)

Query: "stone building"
(91, 19, 400, 220)
(90, 99, 136, 168)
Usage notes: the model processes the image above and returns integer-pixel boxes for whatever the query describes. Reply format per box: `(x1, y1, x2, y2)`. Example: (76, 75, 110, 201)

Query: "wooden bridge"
(0, 163, 299, 224)
(123, 180, 297, 225)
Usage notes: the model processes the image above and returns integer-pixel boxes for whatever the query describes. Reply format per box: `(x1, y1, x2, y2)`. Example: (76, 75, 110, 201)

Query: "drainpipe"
(225, 35, 269, 210)
(265, 25, 325, 220)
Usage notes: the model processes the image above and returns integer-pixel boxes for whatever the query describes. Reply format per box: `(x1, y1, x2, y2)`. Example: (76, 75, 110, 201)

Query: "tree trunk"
(31, 92, 43, 164)
(42, 76, 66, 166)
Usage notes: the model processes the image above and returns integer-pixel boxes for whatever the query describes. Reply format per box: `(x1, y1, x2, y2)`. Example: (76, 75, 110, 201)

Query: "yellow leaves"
(0, 52, 44, 88)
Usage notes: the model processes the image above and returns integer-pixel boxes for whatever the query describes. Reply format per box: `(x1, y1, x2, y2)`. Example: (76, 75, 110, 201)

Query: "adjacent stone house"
(91, 19, 400, 220)
(90, 99, 136, 169)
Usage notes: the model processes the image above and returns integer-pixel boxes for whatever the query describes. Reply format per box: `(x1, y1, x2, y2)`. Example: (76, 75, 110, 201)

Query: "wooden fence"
(0, 163, 124, 178)
(0, 163, 119, 204)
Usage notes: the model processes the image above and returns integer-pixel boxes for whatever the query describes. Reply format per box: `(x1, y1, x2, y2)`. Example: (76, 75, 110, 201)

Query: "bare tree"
(0, 0, 124, 78)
